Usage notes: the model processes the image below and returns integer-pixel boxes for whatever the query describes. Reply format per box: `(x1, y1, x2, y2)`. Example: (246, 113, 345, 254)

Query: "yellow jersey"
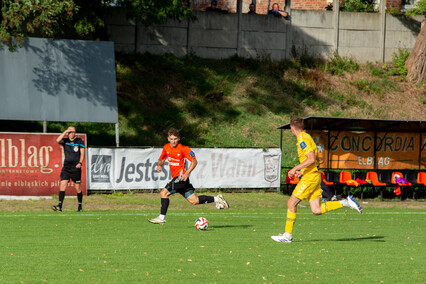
(296, 131, 318, 175)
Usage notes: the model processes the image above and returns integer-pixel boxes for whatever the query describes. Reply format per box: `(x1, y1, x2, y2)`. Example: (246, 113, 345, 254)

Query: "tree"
(0, 0, 194, 51)
(0, 0, 77, 50)
(405, 0, 426, 83)
(118, 0, 195, 27)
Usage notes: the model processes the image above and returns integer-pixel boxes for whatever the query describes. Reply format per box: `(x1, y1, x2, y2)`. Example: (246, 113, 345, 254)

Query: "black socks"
(198, 195, 215, 204)
(58, 191, 65, 207)
(161, 198, 170, 215)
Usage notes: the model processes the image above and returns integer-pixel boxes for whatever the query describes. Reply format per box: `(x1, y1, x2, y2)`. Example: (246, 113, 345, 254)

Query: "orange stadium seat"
(339, 171, 359, 186)
(391, 172, 412, 186)
(286, 171, 300, 184)
(366, 172, 387, 186)
(417, 172, 426, 185)
(320, 171, 333, 186)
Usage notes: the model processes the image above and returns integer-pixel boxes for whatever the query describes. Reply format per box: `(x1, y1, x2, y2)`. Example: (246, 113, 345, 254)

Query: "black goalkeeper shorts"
(60, 166, 81, 184)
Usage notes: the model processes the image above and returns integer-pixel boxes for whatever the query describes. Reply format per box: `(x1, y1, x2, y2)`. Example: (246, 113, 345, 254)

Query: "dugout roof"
(278, 116, 426, 169)
(278, 117, 425, 133)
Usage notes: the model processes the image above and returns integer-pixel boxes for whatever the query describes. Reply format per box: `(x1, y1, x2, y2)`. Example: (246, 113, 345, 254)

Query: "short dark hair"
(168, 128, 180, 138)
(290, 117, 304, 130)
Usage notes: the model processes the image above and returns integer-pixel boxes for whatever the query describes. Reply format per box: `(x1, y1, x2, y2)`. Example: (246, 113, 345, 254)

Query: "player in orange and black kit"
(148, 128, 229, 224)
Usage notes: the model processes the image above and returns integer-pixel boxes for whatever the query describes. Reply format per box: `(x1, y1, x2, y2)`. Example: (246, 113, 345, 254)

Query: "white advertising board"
(88, 148, 281, 190)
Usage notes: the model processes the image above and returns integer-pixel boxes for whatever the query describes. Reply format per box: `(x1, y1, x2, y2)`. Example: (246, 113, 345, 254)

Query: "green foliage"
(389, 48, 410, 76)
(351, 79, 382, 93)
(0, 0, 195, 50)
(0, 0, 76, 50)
(387, 7, 402, 15)
(351, 76, 400, 94)
(120, 0, 195, 26)
(405, 0, 426, 16)
(342, 0, 376, 12)
(325, 52, 360, 76)
(367, 62, 384, 77)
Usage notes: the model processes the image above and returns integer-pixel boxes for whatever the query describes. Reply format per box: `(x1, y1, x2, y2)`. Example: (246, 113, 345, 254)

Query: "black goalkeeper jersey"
(61, 137, 86, 167)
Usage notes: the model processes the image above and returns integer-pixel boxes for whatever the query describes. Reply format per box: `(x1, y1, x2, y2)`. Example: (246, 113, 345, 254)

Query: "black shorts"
(164, 177, 195, 199)
(60, 166, 81, 183)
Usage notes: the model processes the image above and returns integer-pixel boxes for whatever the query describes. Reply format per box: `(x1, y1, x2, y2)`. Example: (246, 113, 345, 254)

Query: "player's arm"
(288, 152, 315, 178)
(157, 158, 166, 173)
(181, 158, 197, 181)
(56, 129, 70, 144)
(76, 147, 85, 169)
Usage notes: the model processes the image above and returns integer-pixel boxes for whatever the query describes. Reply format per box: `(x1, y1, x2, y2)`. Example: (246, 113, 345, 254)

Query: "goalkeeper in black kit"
(52, 126, 85, 212)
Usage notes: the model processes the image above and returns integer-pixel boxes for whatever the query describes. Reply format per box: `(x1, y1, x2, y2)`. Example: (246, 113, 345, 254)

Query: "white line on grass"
(0, 211, 424, 218)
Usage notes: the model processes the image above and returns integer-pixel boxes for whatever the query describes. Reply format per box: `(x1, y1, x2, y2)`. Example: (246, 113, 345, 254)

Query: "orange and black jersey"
(160, 143, 196, 178)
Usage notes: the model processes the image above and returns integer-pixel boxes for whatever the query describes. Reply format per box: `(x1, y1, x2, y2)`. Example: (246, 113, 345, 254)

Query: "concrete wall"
(105, 8, 424, 63)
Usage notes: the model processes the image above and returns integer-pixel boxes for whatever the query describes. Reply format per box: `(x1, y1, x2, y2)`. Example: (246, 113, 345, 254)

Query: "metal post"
(237, 0, 242, 57)
(333, 0, 340, 53)
(380, 0, 387, 63)
(115, 122, 120, 147)
(43, 121, 47, 133)
(373, 131, 377, 170)
(186, 1, 193, 56)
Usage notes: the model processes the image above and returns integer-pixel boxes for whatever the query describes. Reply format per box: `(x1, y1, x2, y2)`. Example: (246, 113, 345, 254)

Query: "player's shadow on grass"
(311, 236, 385, 242)
(213, 225, 253, 228)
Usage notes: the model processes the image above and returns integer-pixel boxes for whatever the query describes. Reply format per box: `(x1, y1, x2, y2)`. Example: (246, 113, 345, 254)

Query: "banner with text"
(0, 132, 87, 195)
(88, 148, 281, 189)
(311, 131, 425, 169)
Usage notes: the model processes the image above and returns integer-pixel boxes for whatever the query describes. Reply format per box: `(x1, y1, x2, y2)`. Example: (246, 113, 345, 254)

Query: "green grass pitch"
(0, 195, 424, 283)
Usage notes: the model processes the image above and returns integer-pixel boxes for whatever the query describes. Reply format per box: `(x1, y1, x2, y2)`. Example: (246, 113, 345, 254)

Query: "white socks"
(214, 196, 219, 203)
(159, 214, 166, 220)
(340, 199, 349, 207)
(284, 232, 292, 240)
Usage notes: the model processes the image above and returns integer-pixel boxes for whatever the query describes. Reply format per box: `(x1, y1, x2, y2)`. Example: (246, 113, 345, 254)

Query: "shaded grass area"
(0, 193, 424, 283)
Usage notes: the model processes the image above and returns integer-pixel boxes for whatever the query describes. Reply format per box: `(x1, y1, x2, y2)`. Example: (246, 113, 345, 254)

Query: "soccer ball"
(194, 217, 209, 231)
(216, 202, 225, 209)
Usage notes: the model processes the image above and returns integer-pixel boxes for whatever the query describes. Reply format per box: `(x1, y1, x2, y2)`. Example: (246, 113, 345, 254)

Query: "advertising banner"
(88, 148, 281, 190)
(0, 132, 87, 196)
(312, 131, 425, 169)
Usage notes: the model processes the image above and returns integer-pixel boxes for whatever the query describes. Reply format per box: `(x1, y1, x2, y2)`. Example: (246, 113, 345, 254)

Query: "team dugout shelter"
(278, 117, 425, 170)
(278, 117, 426, 198)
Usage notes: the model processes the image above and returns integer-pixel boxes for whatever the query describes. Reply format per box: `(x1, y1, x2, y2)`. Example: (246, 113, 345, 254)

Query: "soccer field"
(0, 195, 425, 283)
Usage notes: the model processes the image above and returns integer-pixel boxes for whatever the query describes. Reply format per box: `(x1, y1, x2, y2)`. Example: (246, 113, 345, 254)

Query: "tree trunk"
(405, 20, 426, 83)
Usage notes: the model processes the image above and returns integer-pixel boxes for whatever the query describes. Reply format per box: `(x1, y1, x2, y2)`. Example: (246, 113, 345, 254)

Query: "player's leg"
(73, 169, 83, 212)
(149, 187, 171, 224)
(182, 179, 229, 208)
(52, 179, 67, 212)
(319, 194, 362, 214)
(186, 193, 229, 208)
(75, 183, 83, 212)
(271, 194, 301, 243)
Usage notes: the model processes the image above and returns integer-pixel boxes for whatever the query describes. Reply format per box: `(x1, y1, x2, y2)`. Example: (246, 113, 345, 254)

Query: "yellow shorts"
(292, 172, 322, 202)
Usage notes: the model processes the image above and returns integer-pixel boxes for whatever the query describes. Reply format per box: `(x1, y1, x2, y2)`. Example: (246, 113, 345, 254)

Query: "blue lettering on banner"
(189, 151, 195, 157)
(300, 142, 307, 149)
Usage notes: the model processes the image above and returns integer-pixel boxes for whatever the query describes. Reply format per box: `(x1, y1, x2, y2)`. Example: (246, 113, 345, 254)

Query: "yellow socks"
(284, 210, 297, 233)
(321, 201, 343, 214)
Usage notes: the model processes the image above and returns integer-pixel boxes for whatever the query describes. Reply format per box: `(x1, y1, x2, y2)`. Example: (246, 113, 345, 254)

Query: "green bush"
(390, 48, 410, 76)
(325, 52, 360, 76)
(342, 0, 376, 12)
(405, 0, 426, 16)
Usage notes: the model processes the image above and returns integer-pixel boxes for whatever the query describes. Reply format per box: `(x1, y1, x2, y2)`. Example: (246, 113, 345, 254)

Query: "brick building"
(192, 0, 405, 12)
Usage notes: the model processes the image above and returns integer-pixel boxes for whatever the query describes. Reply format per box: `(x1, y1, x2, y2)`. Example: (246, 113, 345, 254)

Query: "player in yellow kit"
(271, 117, 362, 243)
